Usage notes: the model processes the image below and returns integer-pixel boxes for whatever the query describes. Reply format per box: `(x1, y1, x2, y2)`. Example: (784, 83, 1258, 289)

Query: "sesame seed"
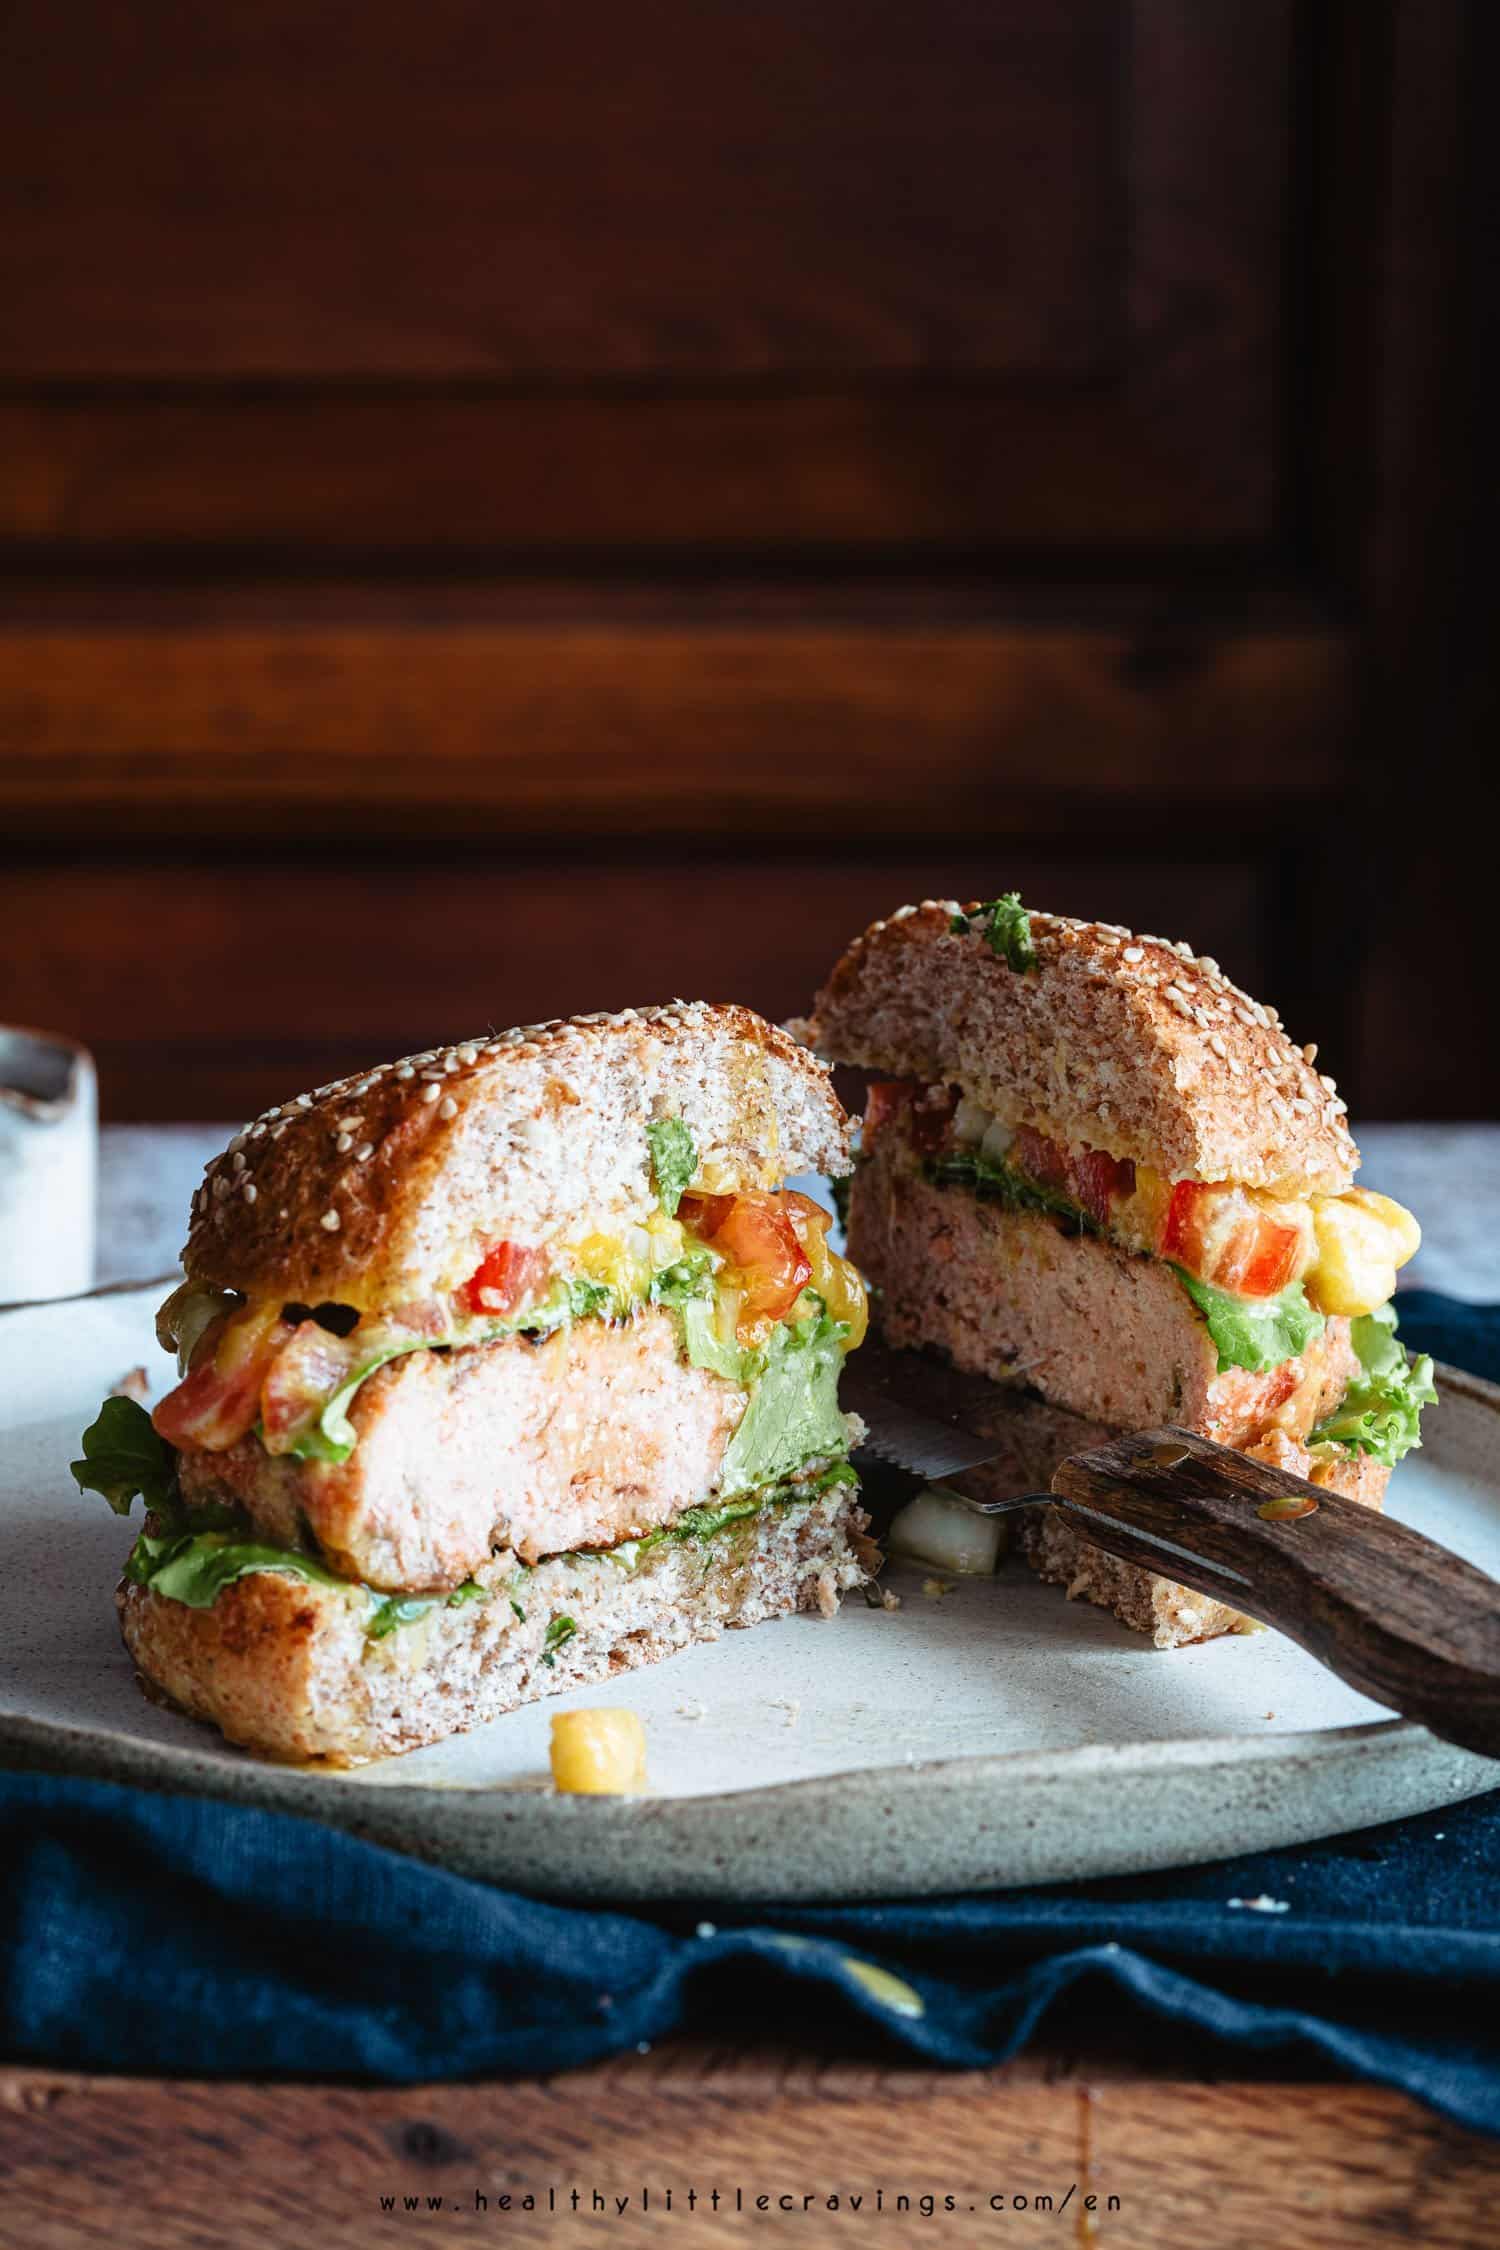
(438, 1095, 458, 1119)
(336, 1133, 353, 1153)
(420, 1081, 442, 1103)
(1227, 1055, 1243, 1076)
(271, 1121, 288, 1139)
(1200, 957, 1221, 978)
(1303, 1043, 1318, 1064)
(1208, 1032, 1228, 1058)
(1122, 945, 1143, 963)
(249, 1121, 267, 1139)
(1289, 1096, 1313, 1115)
(444, 1054, 460, 1074)
(243, 1182, 258, 1204)
(457, 1045, 478, 1066)
(356, 1142, 374, 1161)
(232, 1150, 247, 1170)
(1319, 1072, 1337, 1092)
(320, 1209, 341, 1231)
(212, 1174, 230, 1199)
(1168, 993, 1194, 1019)
(295, 1093, 313, 1110)
(396, 1063, 415, 1080)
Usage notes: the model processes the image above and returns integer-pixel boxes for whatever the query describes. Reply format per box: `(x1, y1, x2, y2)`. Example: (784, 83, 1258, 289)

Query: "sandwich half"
(73, 1003, 872, 1761)
(796, 897, 1435, 1646)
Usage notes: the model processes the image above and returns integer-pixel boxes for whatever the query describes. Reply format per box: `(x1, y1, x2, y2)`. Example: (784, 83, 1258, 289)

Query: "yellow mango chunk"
(549, 1708, 648, 1796)
(1306, 1188, 1421, 1317)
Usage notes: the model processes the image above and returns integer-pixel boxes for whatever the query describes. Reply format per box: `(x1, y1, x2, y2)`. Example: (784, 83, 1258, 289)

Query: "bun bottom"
(119, 1484, 869, 1767)
(929, 1385, 1390, 1649)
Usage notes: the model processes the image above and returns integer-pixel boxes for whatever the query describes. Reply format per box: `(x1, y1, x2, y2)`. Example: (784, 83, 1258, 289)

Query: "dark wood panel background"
(0, 0, 1489, 1122)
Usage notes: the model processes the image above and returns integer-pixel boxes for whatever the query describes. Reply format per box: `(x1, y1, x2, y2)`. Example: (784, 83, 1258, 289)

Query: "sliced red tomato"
(1229, 1219, 1306, 1298)
(152, 1311, 283, 1452)
(1159, 1180, 1304, 1297)
(781, 1188, 833, 1242)
(680, 1189, 812, 1325)
(458, 1240, 550, 1319)
(1159, 1180, 1207, 1267)
(259, 1321, 363, 1452)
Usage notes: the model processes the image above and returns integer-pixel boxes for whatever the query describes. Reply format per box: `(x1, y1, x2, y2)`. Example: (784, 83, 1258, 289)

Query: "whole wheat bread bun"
(183, 1001, 850, 1312)
(119, 1483, 870, 1764)
(795, 901, 1356, 1193)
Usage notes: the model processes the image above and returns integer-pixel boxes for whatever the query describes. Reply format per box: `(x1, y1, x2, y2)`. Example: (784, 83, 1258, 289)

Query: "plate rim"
(4, 1278, 1497, 1892)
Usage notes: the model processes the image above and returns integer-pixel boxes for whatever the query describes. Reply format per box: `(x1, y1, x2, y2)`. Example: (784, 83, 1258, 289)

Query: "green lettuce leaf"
(951, 892, 1035, 972)
(123, 1527, 347, 1607)
(70, 1395, 177, 1517)
(717, 1309, 850, 1494)
(646, 1117, 697, 1215)
(1311, 1300, 1436, 1466)
(1172, 1266, 1325, 1374)
(676, 1291, 761, 1383)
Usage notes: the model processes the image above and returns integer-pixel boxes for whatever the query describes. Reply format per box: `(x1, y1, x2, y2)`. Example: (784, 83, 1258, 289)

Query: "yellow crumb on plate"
(549, 1708, 648, 1795)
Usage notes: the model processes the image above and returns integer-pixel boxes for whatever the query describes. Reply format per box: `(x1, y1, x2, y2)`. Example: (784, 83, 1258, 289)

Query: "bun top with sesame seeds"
(182, 1002, 851, 1311)
(793, 901, 1357, 1195)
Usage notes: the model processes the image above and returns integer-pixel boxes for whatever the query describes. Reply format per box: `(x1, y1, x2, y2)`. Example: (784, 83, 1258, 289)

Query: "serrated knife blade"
(840, 1338, 1022, 1482)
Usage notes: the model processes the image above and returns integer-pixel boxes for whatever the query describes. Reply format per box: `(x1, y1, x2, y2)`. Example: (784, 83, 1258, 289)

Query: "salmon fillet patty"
(176, 1305, 756, 1593)
(848, 1148, 1359, 1445)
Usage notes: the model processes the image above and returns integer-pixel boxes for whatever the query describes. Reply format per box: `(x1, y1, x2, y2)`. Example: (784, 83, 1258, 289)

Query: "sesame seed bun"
(794, 902, 1357, 1194)
(183, 1001, 851, 1311)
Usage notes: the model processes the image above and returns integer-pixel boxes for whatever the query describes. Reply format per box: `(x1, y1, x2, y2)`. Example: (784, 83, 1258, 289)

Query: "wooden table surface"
(4, 2044, 1498, 2247)
(7, 1127, 1498, 2244)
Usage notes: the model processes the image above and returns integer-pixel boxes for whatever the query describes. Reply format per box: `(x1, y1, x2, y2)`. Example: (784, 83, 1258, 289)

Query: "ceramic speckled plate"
(2, 1283, 1497, 1901)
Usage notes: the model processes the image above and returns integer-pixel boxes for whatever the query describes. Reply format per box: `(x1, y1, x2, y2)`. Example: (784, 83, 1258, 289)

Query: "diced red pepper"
(458, 1240, 550, 1320)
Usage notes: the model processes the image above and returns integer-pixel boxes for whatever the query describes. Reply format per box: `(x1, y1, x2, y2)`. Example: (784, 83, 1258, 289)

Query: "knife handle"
(1050, 1427, 1500, 1762)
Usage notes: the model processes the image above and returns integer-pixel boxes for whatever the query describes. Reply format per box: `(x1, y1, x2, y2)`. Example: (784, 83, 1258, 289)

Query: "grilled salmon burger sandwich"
(795, 896, 1435, 1647)
(72, 1003, 872, 1762)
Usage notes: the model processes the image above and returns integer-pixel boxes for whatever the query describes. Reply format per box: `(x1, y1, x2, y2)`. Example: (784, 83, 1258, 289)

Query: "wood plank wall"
(0, 1, 1486, 1121)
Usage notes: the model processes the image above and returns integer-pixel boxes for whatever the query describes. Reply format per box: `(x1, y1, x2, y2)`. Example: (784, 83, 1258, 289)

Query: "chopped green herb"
(367, 1593, 440, 1639)
(70, 1395, 177, 1517)
(541, 1615, 578, 1667)
(646, 1116, 697, 1216)
(926, 1150, 1091, 1230)
(509, 1597, 527, 1623)
(447, 1579, 491, 1607)
(952, 892, 1035, 973)
(648, 1247, 716, 1307)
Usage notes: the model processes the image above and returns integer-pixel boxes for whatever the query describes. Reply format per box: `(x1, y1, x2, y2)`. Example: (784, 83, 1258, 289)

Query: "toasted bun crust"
(117, 1483, 869, 1764)
(795, 901, 1356, 1193)
(183, 1001, 851, 1310)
